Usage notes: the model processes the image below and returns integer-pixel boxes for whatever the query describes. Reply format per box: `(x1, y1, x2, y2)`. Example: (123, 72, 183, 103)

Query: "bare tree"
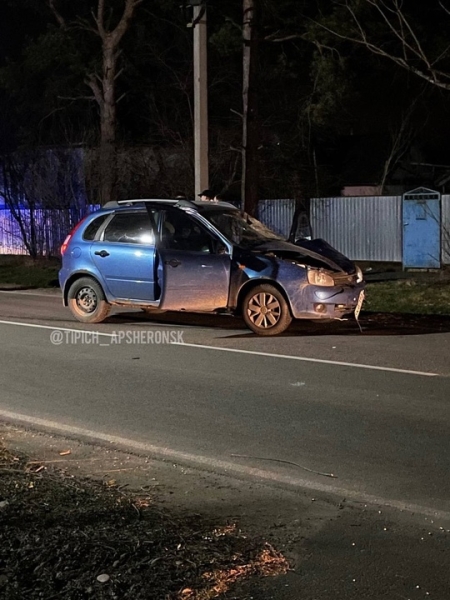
(316, 0, 450, 91)
(48, 0, 143, 204)
(1, 158, 38, 257)
(1, 149, 88, 256)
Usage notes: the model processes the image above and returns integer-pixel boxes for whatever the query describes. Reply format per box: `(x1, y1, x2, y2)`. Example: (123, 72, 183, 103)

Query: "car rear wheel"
(68, 277, 111, 324)
(242, 284, 292, 336)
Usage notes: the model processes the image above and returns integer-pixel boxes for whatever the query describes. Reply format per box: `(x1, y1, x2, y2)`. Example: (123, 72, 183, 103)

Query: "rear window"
(83, 214, 109, 241)
(102, 212, 155, 245)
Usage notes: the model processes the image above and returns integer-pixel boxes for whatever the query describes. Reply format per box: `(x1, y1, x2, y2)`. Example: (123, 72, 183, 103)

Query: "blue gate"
(402, 188, 441, 268)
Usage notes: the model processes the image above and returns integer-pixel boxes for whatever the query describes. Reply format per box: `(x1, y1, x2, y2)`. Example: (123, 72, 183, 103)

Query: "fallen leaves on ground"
(0, 441, 288, 599)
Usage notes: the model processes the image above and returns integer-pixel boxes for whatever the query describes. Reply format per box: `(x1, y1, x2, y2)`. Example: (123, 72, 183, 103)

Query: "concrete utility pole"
(191, 1, 209, 196)
(242, 0, 259, 216)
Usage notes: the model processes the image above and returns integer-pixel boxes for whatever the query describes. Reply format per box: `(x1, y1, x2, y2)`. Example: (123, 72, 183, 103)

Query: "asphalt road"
(1, 289, 450, 520)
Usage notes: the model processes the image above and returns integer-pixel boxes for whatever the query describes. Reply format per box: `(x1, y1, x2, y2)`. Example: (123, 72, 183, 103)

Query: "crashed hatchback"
(59, 199, 365, 336)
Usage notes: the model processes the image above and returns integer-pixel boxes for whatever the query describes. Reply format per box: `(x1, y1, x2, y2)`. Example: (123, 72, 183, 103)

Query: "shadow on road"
(108, 310, 450, 337)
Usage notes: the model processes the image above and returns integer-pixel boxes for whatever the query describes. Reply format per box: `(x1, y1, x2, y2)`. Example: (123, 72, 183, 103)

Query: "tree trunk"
(50, 0, 142, 205)
(99, 42, 118, 204)
(242, 0, 259, 216)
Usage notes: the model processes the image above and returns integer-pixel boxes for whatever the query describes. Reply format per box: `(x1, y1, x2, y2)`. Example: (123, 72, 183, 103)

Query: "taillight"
(60, 234, 71, 256)
(60, 217, 87, 256)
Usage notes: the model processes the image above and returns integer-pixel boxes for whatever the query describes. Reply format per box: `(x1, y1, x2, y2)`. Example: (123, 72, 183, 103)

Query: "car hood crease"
(252, 240, 353, 273)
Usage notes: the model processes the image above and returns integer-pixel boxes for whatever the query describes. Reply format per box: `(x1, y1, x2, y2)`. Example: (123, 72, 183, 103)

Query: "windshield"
(204, 210, 284, 248)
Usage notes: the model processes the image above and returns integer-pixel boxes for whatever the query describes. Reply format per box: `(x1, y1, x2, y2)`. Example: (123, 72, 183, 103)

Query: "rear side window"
(102, 212, 155, 245)
(83, 214, 109, 241)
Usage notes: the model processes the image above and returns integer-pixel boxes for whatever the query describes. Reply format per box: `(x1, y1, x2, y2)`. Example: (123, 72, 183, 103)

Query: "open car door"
(157, 208, 231, 312)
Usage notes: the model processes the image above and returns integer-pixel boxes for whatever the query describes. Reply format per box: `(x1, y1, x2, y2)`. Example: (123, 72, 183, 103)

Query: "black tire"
(68, 277, 111, 324)
(242, 284, 292, 336)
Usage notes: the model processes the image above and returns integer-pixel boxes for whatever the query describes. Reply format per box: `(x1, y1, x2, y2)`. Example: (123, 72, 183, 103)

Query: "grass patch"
(365, 277, 450, 315)
(0, 255, 60, 288)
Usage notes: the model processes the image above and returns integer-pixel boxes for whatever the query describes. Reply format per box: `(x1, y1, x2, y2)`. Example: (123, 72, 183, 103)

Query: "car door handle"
(94, 250, 110, 257)
(165, 259, 181, 268)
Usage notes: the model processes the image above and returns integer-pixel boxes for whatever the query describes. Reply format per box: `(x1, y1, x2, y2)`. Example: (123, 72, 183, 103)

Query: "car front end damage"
(285, 276, 365, 320)
(273, 261, 364, 321)
(232, 240, 365, 323)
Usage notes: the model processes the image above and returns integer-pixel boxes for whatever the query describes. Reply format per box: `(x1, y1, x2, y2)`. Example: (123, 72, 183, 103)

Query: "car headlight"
(356, 265, 363, 283)
(307, 269, 335, 286)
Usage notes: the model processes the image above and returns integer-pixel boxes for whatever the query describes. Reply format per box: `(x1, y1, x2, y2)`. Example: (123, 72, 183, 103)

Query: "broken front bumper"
(288, 283, 366, 320)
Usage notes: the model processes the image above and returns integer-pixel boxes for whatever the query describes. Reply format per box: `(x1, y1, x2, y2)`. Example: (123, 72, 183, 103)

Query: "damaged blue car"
(59, 198, 365, 336)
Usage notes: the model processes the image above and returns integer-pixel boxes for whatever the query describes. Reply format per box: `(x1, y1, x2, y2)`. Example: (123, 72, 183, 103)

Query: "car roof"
(102, 199, 239, 212)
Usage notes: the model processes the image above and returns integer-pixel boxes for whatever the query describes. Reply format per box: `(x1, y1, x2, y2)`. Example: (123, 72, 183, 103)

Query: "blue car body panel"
(157, 249, 231, 311)
(90, 241, 156, 301)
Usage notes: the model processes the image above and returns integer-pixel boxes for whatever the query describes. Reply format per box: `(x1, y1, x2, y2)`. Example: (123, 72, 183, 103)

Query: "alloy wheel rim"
(247, 292, 282, 329)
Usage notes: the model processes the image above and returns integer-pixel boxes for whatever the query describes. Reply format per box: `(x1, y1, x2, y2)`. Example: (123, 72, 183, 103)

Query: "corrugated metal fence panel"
(257, 198, 296, 238)
(442, 195, 450, 265)
(311, 196, 402, 262)
(0, 209, 28, 254)
(1, 197, 448, 262)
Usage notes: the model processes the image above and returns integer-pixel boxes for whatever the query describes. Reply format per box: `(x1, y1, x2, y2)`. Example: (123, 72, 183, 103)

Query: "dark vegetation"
(0, 439, 288, 600)
(1, 0, 450, 206)
(0, 255, 60, 288)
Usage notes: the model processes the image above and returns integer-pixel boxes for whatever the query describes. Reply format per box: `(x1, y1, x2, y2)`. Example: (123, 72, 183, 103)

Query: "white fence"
(310, 195, 450, 265)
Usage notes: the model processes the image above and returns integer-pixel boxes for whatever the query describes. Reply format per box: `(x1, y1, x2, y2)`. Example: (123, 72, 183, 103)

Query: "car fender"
(62, 269, 112, 306)
(235, 277, 293, 314)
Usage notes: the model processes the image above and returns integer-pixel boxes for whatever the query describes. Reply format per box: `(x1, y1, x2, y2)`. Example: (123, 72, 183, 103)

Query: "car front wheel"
(242, 284, 292, 336)
(68, 277, 111, 324)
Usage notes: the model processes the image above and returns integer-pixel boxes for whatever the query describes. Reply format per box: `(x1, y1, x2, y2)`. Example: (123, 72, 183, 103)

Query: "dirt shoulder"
(0, 423, 333, 600)
(2, 424, 450, 600)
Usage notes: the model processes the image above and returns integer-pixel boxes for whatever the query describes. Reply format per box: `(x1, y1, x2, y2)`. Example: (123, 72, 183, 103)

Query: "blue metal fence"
(257, 198, 296, 238)
(0, 205, 99, 255)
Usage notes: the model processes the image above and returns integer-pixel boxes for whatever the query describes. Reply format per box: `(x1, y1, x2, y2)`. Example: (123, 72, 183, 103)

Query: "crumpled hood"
(252, 239, 355, 273)
(294, 238, 356, 273)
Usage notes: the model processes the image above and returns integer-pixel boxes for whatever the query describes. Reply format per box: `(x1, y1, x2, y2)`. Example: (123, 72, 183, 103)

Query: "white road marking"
(0, 408, 449, 522)
(172, 342, 440, 376)
(0, 319, 440, 377)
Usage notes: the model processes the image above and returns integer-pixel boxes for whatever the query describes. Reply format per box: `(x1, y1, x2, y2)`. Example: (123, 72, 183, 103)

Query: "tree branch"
(264, 32, 305, 43)
(85, 75, 103, 107)
(114, 67, 124, 81)
(47, 0, 66, 29)
(58, 95, 96, 101)
(109, 0, 144, 48)
(95, 0, 106, 39)
(311, 1, 450, 91)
